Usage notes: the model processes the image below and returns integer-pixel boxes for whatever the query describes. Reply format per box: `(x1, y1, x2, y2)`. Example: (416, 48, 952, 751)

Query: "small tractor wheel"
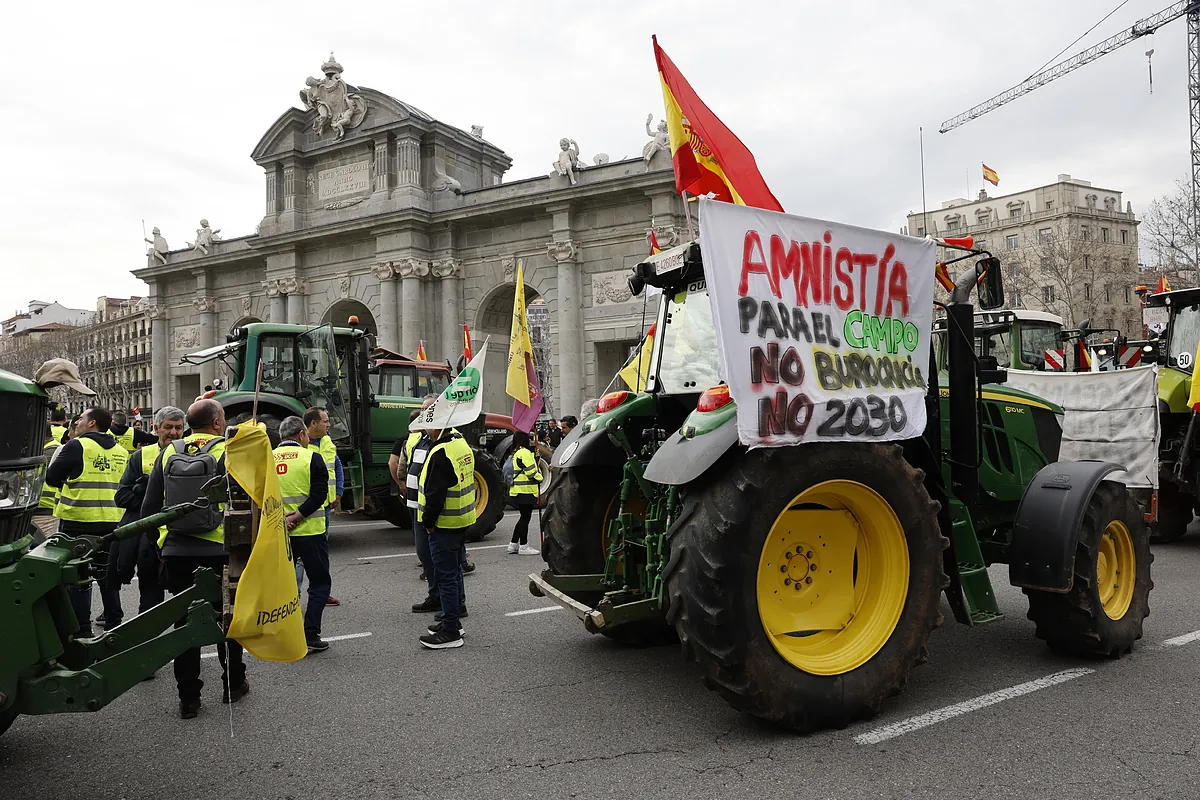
(1150, 483, 1192, 544)
(464, 450, 505, 543)
(664, 443, 946, 733)
(1025, 482, 1152, 658)
(541, 465, 623, 606)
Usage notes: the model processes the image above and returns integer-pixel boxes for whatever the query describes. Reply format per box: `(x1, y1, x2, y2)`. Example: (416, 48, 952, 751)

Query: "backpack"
(164, 438, 225, 535)
(503, 452, 516, 488)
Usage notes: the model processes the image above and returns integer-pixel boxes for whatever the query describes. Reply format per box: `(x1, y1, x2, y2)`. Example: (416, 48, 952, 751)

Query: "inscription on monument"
(318, 161, 371, 200)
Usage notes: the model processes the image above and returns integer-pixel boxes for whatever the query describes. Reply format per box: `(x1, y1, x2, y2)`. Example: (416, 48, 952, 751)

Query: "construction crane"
(940, 1, 1200, 240)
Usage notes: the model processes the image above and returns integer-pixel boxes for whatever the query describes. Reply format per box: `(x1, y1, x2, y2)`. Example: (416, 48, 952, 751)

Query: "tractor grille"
(0, 392, 46, 463)
(1031, 407, 1062, 463)
(981, 401, 1014, 473)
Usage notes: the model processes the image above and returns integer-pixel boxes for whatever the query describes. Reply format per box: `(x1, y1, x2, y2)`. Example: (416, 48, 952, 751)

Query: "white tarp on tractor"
(1003, 365, 1160, 488)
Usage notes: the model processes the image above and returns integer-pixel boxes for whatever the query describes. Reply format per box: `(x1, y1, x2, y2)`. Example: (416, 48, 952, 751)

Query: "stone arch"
(231, 315, 262, 330)
(475, 281, 543, 414)
(321, 299, 377, 332)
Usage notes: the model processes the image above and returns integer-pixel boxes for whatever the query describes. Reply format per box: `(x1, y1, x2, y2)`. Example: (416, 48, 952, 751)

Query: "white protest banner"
(698, 199, 936, 447)
(410, 337, 490, 431)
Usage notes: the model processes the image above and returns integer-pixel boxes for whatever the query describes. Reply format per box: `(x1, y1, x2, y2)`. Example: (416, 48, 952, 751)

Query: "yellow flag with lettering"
(225, 421, 307, 662)
(506, 261, 534, 407)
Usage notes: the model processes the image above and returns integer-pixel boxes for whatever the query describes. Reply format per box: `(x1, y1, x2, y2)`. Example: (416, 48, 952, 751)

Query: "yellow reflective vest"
(159, 433, 226, 543)
(49, 424, 68, 444)
(114, 427, 136, 453)
(309, 435, 337, 506)
(55, 437, 129, 524)
(139, 443, 169, 548)
(510, 446, 543, 498)
(274, 444, 326, 537)
(38, 439, 59, 511)
(417, 436, 476, 529)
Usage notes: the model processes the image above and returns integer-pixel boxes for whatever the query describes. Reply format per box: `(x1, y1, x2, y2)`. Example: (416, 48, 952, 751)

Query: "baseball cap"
(33, 359, 97, 396)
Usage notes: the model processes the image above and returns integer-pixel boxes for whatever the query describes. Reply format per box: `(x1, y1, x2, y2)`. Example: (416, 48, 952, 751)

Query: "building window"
(1006, 234, 1019, 250)
(1120, 229, 1128, 244)
(1039, 228, 1052, 243)
(975, 238, 986, 250)
(1010, 208, 1021, 219)
(1081, 226, 1090, 240)
(946, 220, 960, 232)
(1042, 286, 1055, 303)
(1045, 200, 1053, 210)
(1104, 284, 1111, 303)
(1084, 284, 1092, 300)
(916, 226, 925, 237)
(1102, 228, 1110, 242)
(1084, 255, 1090, 271)
(1124, 285, 1131, 304)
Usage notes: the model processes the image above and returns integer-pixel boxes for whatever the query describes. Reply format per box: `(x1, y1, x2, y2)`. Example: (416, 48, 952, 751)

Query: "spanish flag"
(1156, 275, 1171, 294)
(619, 323, 657, 392)
(653, 36, 783, 211)
(463, 324, 474, 361)
(416, 341, 427, 361)
(982, 164, 999, 186)
(649, 229, 662, 255)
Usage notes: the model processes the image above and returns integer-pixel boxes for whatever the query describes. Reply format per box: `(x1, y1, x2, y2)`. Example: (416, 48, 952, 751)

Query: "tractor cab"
(933, 309, 1064, 372)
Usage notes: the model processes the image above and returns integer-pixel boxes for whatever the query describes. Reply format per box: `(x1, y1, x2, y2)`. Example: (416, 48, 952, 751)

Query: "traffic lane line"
(200, 631, 373, 659)
(357, 543, 510, 560)
(854, 667, 1095, 745)
(505, 606, 563, 617)
(1159, 629, 1200, 648)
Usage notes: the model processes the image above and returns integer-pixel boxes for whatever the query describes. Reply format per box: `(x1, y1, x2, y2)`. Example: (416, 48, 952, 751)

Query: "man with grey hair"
(273, 415, 334, 653)
(115, 406, 187, 617)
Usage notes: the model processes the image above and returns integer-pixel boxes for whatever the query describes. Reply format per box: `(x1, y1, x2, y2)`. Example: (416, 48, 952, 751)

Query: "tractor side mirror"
(977, 257, 1004, 310)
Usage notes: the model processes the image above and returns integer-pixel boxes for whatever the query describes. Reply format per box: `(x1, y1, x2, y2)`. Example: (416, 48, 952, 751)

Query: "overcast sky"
(3, 0, 1192, 312)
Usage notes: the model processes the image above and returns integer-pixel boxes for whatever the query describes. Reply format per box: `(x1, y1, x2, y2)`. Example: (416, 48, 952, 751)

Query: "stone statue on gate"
(144, 227, 168, 265)
(552, 138, 584, 185)
(643, 114, 670, 170)
(186, 219, 222, 255)
(300, 53, 368, 141)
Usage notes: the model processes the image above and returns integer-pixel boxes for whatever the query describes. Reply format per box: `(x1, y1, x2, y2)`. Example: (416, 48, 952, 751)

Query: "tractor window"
(375, 365, 418, 397)
(1168, 305, 1200, 373)
(1019, 323, 1062, 369)
(976, 327, 1012, 368)
(416, 369, 449, 397)
(297, 325, 352, 441)
(655, 283, 721, 394)
(259, 335, 297, 395)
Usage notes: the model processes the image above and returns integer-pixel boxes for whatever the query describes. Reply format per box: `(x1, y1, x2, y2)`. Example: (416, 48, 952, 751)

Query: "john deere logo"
(446, 367, 480, 402)
(92, 455, 112, 471)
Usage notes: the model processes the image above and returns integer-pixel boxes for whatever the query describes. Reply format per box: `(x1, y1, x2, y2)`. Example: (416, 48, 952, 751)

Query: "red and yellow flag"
(649, 229, 662, 255)
(463, 324, 473, 361)
(1156, 275, 1171, 294)
(416, 341, 427, 361)
(652, 36, 783, 212)
(982, 164, 999, 186)
(619, 323, 657, 392)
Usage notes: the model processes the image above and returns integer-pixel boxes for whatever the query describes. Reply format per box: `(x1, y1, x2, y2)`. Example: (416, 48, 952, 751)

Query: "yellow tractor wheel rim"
(474, 471, 489, 515)
(756, 480, 909, 676)
(1097, 520, 1135, 620)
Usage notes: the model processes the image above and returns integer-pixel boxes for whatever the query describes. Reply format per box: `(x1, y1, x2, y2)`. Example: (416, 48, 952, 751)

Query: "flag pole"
(919, 128, 929, 238)
(682, 190, 696, 241)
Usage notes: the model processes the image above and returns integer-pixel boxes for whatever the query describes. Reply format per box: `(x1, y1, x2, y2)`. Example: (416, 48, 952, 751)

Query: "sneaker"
(411, 596, 441, 613)
(506, 542, 519, 554)
(462, 560, 476, 573)
(418, 570, 426, 581)
(222, 680, 250, 704)
(180, 699, 201, 719)
(95, 612, 106, 624)
(306, 636, 330, 653)
(419, 628, 464, 649)
(427, 623, 466, 637)
(434, 605, 468, 622)
(518, 544, 540, 556)
(325, 596, 341, 606)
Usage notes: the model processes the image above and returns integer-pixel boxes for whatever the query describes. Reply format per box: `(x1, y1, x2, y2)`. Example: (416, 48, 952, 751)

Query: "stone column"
(372, 137, 390, 199)
(396, 136, 421, 188)
(282, 277, 307, 325)
(433, 258, 464, 362)
(193, 296, 218, 389)
(397, 258, 430, 356)
(372, 261, 400, 352)
(147, 305, 169, 411)
(263, 280, 287, 324)
(548, 239, 584, 418)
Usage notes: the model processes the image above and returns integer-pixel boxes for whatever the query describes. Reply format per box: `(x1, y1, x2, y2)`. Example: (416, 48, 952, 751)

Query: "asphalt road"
(5, 511, 1200, 800)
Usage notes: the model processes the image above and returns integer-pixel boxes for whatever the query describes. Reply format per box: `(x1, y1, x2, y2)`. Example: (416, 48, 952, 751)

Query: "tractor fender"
(1008, 460, 1124, 592)
(643, 414, 739, 486)
(552, 424, 623, 469)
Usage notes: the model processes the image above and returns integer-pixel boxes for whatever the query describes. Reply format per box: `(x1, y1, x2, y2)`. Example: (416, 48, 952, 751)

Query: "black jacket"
(115, 447, 152, 527)
(45, 432, 122, 535)
(418, 433, 462, 527)
(110, 423, 157, 449)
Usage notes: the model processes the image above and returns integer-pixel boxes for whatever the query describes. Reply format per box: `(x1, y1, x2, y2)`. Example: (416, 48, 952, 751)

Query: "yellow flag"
(618, 323, 657, 392)
(506, 261, 533, 406)
(225, 421, 307, 662)
(1188, 338, 1200, 412)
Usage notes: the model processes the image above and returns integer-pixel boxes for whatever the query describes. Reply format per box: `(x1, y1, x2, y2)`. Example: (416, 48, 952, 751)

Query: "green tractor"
(533, 239, 1152, 732)
(183, 322, 506, 541)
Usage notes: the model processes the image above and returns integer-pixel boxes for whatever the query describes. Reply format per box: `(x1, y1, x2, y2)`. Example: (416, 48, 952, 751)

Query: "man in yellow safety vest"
(110, 409, 156, 452)
(44, 406, 130, 638)
(300, 406, 341, 607)
(274, 415, 334, 653)
(416, 424, 476, 649)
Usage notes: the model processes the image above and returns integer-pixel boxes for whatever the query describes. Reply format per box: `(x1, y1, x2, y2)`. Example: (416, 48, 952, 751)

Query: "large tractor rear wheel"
(664, 443, 946, 733)
(1025, 482, 1152, 657)
(1150, 482, 1192, 544)
(464, 450, 505, 543)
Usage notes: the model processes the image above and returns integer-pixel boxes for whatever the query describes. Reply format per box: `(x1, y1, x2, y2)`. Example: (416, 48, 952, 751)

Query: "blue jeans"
(297, 509, 333, 589)
(69, 584, 93, 638)
(429, 528, 466, 631)
(291, 533, 331, 637)
(412, 516, 437, 600)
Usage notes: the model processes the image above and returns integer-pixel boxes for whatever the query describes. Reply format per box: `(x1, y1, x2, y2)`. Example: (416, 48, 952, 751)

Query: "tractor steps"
(948, 504, 1004, 625)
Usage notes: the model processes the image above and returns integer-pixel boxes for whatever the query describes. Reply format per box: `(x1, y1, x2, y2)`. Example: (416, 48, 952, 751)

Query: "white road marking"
(854, 667, 1095, 745)
(1160, 629, 1200, 648)
(505, 606, 563, 617)
(356, 543, 510, 560)
(200, 631, 373, 658)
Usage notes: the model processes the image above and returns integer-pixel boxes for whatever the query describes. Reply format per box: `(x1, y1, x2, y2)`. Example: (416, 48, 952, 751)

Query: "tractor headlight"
(0, 464, 46, 509)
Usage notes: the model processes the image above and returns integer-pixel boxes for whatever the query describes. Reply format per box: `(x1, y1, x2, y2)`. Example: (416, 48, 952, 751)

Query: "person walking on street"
(274, 415, 333, 653)
(114, 406, 186, 615)
(110, 409, 157, 453)
(141, 399, 248, 719)
(417, 426, 476, 649)
(506, 431, 543, 555)
(297, 407, 341, 607)
(44, 406, 129, 638)
(392, 398, 449, 614)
